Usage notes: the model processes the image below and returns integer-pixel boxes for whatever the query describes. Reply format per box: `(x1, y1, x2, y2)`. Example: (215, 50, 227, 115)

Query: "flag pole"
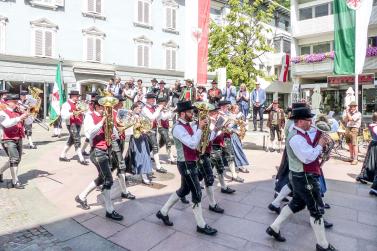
(355, 74, 359, 107)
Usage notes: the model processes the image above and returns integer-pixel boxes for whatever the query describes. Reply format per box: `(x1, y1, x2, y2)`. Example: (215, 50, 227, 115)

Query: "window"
(267, 66, 272, 76)
(368, 36, 377, 47)
(315, 4, 328, 18)
(86, 0, 102, 14)
(274, 66, 280, 77)
(274, 38, 281, 53)
(313, 43, 330, 53)
(284, 20, 290, 31)
(299, 7, 312, 20)
(165, 48, 176, 70)
(137, 0, 151, 25)
(259, 64, 265, 71)
(82, 27, 105, 62)
(300, 46, 311, 55)
(30, 0, 64, 10)
(283, 40, 291, 54)
(166, 7, 177, 30)
(134, 35, 152, 67)
(0, 16, 7, 54)
(374, 0, 377, 6)
(30, 18, 58, 58)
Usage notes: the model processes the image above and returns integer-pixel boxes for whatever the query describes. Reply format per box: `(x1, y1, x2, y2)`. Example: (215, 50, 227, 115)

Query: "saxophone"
(193, 101, 215, 154)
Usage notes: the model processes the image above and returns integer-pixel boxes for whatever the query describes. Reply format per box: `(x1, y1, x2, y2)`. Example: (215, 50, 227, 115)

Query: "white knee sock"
(60, 145, 71, 158)
(81, 141, 89, 152)
(192, 203, 206, 228)
(54, 128, 58, 135)
(28, 137, 34, 147)
(102, 189, 115, 213)
(160, 192, 179, 216)
(205, 186, 216, 207)
(269, 140, 273, 150)
(79, 181, 97, 201)
(271, 185, 291, 207)
(57, 128, 61, 135)
(9, 165, 18, 184)
(76, 148, 85, 162)
(278, 141, 282, 151)
(229, 161, 238, 178)
(167, 148, 175, 161)
(118, 173, 128, 194)
(218, 174, 227, 189)
(270, 205, 293, 233)
(0, 163, 9, 175)
(310, 217, 329, 249)
(153, 153, 161, 169)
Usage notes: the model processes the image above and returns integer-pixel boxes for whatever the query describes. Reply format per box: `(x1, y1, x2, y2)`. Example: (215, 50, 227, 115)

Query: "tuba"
(98, 96, 119, 146)
(236, 118, 247, 140)
(193, 101, 215, 154)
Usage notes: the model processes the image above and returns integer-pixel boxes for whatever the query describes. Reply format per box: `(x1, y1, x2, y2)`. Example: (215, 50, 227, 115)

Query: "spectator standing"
(250, 82, 266, 131)
(265, 100, 285, 153)
(222, 79, 237, 104)
(343, 101, 362, 165)
(236, 83, 250, 120)
(207, 80, 222, 104)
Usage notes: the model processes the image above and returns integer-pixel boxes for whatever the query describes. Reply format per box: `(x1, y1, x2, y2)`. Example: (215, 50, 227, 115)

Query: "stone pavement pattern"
(0, 126, 376, 251)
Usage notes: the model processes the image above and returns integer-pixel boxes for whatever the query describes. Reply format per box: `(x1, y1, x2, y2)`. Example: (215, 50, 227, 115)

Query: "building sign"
(327, 74, 374, 85)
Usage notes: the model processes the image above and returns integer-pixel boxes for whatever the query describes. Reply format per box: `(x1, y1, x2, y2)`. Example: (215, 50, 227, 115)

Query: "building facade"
(291, 0, 377, 119)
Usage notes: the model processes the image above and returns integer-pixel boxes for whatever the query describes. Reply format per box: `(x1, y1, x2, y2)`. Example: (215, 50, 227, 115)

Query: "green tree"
(208, 0, 277, 90)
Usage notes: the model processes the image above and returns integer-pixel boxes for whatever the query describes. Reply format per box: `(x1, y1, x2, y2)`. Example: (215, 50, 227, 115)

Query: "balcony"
(293, 15, 333, 39)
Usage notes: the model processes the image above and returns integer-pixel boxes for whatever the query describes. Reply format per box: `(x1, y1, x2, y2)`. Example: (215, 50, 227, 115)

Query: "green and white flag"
(49, 63, 66, 124)
(334, 0, 373, 75)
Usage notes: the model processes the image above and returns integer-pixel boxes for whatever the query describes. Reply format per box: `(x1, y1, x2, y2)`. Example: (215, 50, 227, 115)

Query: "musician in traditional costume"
(156, 101, 217, 236)
(59, 90, 88, 165)
(266, 107, 336, 251)
(266, 100, 285, 153)
(207, 80, 222, 105)
(196, 86, 207, 102)
(0, 89, 9, 104)
(180, 79, 196, 102)
(356, 112, 377, 196)
(218, 100, 244, 183)
(157, 97, 176, 164)
(81, 92, 98, 156)
(155, 80, 171, 100)
(0, 94, 29, 188)
(75, 96, 123, 221)
(142, 93, 167, 173)
(124, 102, 153, 185)
(19, 90, 37, 149)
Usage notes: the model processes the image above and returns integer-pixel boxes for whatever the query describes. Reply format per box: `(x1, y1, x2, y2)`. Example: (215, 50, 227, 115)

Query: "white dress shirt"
(141, 104, 162, 121)
(84, 111, 118, 145)
(0, 108, 21, 128)
(173, 118, 202, 150)
(61, 99, 74, 122)
(289, 126, 323, 164)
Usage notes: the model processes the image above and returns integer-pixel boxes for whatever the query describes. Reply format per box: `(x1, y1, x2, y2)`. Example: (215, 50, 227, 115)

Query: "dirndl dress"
(124, 134, 153, 175)
(356, 140, 377, 183)
(230, 132, 249, 168)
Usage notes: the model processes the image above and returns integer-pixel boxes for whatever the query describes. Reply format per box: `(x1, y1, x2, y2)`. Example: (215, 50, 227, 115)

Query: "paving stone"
(215, 199, 253, 219)
(325, 190, 377, 214)
(326, 231, 358, 251)
(358, 211, 377, 227)
(81, 216, 125, 238)
(244, 205, 279, 225)
(72, 213, 97, 223)
(214, 189, 249, 203)
(108, 220, 175, 251)
(330, 218, 377, 242)
(42, 219, 89, 242)
(62, 232, 126, 251)
(239, 189, 274, 207)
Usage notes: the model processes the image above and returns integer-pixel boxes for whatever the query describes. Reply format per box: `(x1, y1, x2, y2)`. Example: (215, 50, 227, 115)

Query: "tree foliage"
(208, 0, 277, 89)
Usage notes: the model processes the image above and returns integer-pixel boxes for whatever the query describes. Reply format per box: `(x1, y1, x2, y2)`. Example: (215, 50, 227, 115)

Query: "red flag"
(279, 53, 290, 83)
(197, 0, 210, 85)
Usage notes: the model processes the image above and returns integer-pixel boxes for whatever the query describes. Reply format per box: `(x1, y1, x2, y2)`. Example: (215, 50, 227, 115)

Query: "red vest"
(146, 106, 157, 129)
(179, 121, 198, 161)
(297, 130, 321, 175)
(91, 112, 107, 150)
(68, 100, 83, 125)
(160, 118, 169, 129)
(2, 109, 25, 140)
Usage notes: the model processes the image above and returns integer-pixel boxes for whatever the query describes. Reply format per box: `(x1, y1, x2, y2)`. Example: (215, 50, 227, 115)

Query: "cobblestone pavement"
(0, 125, 376, 251)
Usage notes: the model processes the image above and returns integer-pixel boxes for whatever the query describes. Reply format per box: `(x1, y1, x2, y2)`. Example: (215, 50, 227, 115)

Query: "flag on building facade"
(334, 0, 373, 75)
(279, 53, 290, 82)
(49, 63, 65, 124)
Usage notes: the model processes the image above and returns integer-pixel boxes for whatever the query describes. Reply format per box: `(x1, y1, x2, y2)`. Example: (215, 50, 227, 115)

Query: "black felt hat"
(292, 102, 307, 109)
(145, 93, 157, 99)
(69, 90, 80, 96)
(157, 97, 168, 103)
(20, 90, 28, 96)
(159, 80, 166, 85)
(151, 78, 158, 83)
(0, 90, 9, 95)
(289, 107, 315, 120)
(176, 101, 195, 113)
(4, 94, 20, 101)
(218, 100, 231, 107)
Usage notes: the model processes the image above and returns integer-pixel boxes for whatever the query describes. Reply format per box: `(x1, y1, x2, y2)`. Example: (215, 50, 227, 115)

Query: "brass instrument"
(73, 101, 89, 116)
(115, 109, 136, 134)
(193, 101, 215, 154)
(98, 88, 113, 97)
(28, 86, 43, 117)
(133, 114, 152, 139)
(98, 96, 119, 146)
(235, 118, 247, 140)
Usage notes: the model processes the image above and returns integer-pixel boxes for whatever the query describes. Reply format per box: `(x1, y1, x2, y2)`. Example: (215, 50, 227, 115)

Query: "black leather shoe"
(324, 220, 333, 229)
(316, 244, 337, 251)
(266, 226, 286, 242)
(51, 134, 58, 138)
(0, 174, 3, 183)
(196, 224, 217, 236)
(79, 160, 89, 165)
(59, 157, 70, 162)
(75, 195, 90, 210)
(106, 211, 123, 221)
(369, 189, 377, 196)
(180, 197, 190, 204)
(29, 145, 37, 149)
(12, 182, 25, 189)
(268, 204, 281, 214)
(277, 149, 281, 153)
(156, 167, 167, 173)
(270, 149, 276, 152)
(221, 187, 236, 194)
(121, 192, 136, 200)
(170, 160, 177, 165)
(232, 176, 244, 183)
(324, 203, 331, 209)
(253, 128, 257, 131)
(209, 204, 224, 214)
(82, 151, 90, 156)
(156, 211, 173, 226)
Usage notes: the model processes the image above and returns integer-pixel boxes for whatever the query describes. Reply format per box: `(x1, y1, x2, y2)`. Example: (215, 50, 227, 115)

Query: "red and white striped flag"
(279, 53, 290, 82)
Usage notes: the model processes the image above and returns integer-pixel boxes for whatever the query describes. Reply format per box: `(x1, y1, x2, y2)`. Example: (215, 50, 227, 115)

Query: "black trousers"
(158, 127, 172, 149)
(52, 116, 62, 129)
(90, 148, 113, 190)
(147, 129, 158, 154)
(221, 138, 235, 167)
(66, 124, 81, 149)
(176, 161, 202, 204)
(198, 153, 215, 187)
(253, 106, 264, 129)
(24, 124, 33, 137)
(2, 139, 23, 166)
(110, 139, 126, 174)
(288, 171, 324, 220)
(210, 146, 226, 175)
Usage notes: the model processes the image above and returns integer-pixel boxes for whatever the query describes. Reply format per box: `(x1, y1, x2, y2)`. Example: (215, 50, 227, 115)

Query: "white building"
(291, 0, 377, 119)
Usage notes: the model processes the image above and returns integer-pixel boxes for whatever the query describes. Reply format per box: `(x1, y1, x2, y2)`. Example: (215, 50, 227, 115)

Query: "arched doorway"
(77, 79, 107, 96)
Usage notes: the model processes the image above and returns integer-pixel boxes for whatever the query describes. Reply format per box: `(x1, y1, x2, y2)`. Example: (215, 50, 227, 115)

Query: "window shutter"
(172, 50, 176, 70)
(35, 30, 43, 56)
(137, 45, 143, 66)
(44, 31, 52, 57)
(166, 8, 172, 28)
(144, 46, 149, 67)
(87, 37, 93, 61)
(172, 9, 176, 29)
(166, 49, 171, 69)
(137, 1, 143, 23)
(87, 0, 94, 12)
(96, 0, 101, 14)
(144, 2, 149, 24)
(95, 38, 101, 62)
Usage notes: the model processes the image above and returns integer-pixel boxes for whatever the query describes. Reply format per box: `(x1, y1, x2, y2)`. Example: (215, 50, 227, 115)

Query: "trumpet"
(73, 101, 89, 116)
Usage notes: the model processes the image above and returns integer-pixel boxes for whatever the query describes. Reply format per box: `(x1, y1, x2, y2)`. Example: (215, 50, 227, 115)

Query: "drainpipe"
(43, 81, 47, 121)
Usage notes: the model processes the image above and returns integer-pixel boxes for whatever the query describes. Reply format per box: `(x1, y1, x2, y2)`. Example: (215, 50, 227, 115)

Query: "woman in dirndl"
(124, 102, 153, 185)
(356, 112, 377, 196)
(229, 104, 250, 173)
